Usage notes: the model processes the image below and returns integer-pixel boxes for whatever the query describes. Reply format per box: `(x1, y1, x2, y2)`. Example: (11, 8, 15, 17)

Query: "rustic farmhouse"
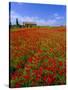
(23, 22, 37, 28)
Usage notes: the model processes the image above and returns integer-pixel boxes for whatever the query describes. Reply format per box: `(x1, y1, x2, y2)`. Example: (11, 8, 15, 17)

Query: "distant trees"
(16, 18, 19, 27)
(9, 18, 21, 28)
(16, 18, 22, 28)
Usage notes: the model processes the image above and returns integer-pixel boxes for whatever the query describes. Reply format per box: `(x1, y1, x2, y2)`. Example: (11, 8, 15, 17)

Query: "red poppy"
(36, 77, 40, 81)
(49, 48, 53, 52)
(12, 72, 17, 80)
(46, 76, 52, 84)
(43, 76, 47, 81)
(16, 64, 21, 69)
(15, 82, 21, 88)
(28, 57, 33, 63)
(23, 75, 30, 80)
(37, 49, 43, 53)
(59, 61, 63, 66)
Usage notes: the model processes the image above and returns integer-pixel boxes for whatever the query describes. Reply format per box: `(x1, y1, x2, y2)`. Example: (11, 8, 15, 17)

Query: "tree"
(16, 18, 19, 27)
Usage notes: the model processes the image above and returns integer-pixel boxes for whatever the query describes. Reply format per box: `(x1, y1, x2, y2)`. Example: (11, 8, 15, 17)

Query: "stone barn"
(23, 22, 37, 28)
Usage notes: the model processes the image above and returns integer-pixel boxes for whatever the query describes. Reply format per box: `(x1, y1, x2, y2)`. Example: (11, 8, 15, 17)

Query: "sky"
(9, 2, 66, 26)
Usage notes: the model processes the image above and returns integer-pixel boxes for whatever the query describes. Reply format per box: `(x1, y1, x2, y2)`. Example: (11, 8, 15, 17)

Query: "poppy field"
(10, 27, 66, 88)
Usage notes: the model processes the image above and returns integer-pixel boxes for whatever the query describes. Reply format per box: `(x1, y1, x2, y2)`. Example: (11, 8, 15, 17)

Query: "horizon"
(9, 2, 66, 26)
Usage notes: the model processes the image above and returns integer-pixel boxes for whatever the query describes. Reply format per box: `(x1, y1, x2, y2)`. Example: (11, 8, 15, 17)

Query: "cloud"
(20, 17, 57, 26)
(10, 11, 23, 24)
(10, 10, 58, 26)
(10, 11, 39, 24)
(36, 19, 57, 26)
(54, 13, 64, 20)
(10, 11, 22, 19)
(20, 16, 39, 23)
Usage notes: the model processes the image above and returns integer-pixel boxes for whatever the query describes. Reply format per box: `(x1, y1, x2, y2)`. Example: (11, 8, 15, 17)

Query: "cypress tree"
(16, 18, 19, 27)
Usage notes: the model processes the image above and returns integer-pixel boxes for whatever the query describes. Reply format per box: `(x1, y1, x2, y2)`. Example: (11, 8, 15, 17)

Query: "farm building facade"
(23, 22, 37, 28)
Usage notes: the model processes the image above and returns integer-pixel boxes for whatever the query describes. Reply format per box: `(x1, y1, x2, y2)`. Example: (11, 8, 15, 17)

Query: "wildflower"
(23, 75, 30, 80)
(37, 49, 43, 54)
(59, 61, 63, 66)
(28, 57, 33, 63)
(43, 76, 47, 81)
(16, 64, 21, 69)
(46, 76, 52, 84)
(15, 82, 21, 87)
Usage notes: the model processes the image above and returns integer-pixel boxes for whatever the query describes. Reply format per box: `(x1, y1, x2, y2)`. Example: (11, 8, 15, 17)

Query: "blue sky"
(10, 2, 66, 26)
